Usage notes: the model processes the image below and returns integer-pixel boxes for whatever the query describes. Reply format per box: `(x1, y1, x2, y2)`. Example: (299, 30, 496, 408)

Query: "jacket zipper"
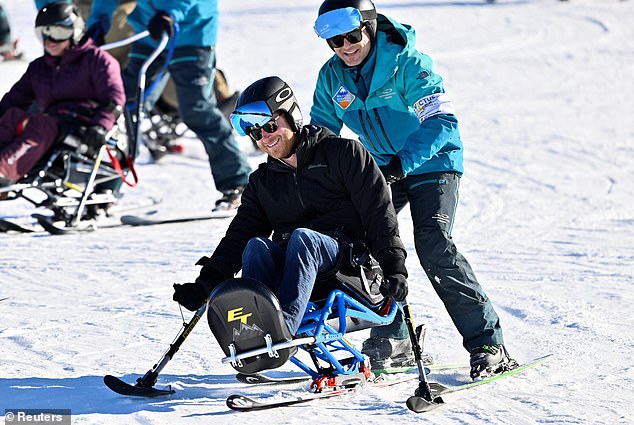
(357, 107, 396, 154)
(372, 109, 396, 152)
(292, 171, 306, 209)
(275, 158, 306, 209)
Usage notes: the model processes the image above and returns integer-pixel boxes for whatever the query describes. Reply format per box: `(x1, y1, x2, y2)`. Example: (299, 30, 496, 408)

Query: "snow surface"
(1, 0, 633, 423)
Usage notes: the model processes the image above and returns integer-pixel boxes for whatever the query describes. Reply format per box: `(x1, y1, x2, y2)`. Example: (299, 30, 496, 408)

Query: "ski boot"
(362, 324, 433, 371)
(469, 344, 519, 380)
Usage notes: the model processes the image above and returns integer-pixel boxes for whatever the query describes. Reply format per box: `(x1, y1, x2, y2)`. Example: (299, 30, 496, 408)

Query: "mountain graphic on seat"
(232, 322, 266, 340)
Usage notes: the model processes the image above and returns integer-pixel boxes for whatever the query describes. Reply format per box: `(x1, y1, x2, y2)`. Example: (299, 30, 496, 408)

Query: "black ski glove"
(380, 274, 408, 301)
(85, 14, 110, 46)
(173, 281, 208, 311)
(84, 125, 107, 155)
(148, 12, 174, 41)
(173, 258, 229, 311)
(380, 155, 405, 185)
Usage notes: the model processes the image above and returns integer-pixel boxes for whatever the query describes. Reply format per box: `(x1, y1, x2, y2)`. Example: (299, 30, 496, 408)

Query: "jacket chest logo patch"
(333, 86, 355, 109)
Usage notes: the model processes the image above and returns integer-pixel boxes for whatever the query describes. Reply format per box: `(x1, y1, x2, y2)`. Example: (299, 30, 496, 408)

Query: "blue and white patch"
(413, 93, 455, 123)
(333, 86, 356, 110)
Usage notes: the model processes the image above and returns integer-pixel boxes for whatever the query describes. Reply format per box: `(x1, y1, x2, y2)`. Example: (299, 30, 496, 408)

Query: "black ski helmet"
(234, 76, 302, 133)
(35, 1, 85, 44)
(317, 0, 377, 37)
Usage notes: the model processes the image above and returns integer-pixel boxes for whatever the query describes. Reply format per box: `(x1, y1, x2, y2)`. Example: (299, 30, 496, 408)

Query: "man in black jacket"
(173, 76, 408, 335)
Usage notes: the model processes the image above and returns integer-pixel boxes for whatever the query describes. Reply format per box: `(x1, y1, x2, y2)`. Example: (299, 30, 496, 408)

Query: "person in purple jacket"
(0, 2, 124, 187)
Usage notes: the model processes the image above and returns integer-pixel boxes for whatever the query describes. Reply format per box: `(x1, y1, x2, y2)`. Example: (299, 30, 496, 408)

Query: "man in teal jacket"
(311, 0, 513, 380)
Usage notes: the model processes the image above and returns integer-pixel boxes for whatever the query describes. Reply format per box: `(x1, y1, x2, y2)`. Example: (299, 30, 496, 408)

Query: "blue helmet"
(314, 0, 377, 40)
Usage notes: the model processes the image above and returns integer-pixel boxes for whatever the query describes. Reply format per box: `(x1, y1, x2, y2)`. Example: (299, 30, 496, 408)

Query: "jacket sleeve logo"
(413, 93, 455, 123)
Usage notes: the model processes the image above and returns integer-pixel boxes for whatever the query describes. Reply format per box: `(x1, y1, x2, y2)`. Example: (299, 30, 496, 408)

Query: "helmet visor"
(230, 101, 273, 137)
(35, 25, 74, 42)
(314, 7, 362, 39)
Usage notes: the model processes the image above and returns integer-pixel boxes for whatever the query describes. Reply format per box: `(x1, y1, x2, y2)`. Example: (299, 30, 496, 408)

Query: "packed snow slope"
(1, 0, 632, 424)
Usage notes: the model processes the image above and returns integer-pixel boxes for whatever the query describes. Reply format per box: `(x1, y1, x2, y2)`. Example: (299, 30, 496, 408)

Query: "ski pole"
(130, 32, 170, 161)
(136, 298, 208, 388)
(401, 300, 444, 411)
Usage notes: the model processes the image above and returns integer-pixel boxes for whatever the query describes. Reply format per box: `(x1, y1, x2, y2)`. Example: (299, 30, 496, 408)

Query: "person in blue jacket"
(311, 0, 514, 380)
(83, 0, 252, 210)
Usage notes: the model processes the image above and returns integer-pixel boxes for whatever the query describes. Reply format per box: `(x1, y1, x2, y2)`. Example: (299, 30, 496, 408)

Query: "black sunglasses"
(326, 26, 364, 49)
(246, 115, 281, 142)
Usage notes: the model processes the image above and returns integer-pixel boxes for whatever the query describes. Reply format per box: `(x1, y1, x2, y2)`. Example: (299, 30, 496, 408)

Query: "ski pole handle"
(101, 30, 150, 51)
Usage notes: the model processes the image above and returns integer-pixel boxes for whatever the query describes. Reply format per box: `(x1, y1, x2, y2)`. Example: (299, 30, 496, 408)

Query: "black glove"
(173, 281, 208, 311)
(84, 125, 107, 155)
(85, 15, 110, 46)
(173, 258, 228, 311)
(148, 12, 174, 41)
(380, 274, 408, 301)
(380, 155, 405, 185)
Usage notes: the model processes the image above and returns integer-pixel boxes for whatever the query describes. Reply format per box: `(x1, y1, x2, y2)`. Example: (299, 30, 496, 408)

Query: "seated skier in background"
(172, 76, 408, 336)
(0, 1, 124, 187)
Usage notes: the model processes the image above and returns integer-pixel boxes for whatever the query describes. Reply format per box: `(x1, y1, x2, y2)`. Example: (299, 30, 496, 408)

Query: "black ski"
(103, 375, 175, 397)
(236, 362, 469, 387)
(227, 388, 352, 411)
(1, 197, 162, 235)
(120, 210, 235, 226)
(226, 373, 417, 412)
(32, 214, 99, 235)
(235, 372, 311, 386)
(0, 218, 36, 233)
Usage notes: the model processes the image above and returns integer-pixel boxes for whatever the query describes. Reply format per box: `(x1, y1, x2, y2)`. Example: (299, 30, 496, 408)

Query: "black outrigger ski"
(401, 302, 445, 413)
(104, 298, 207, 397)
(0, 218, 37, 233)
(103, 375, 174, 397)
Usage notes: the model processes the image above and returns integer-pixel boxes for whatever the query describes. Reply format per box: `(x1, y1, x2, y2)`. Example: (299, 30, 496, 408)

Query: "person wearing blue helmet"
(310, 0, 514, 380)
(172, 76, 408, 338)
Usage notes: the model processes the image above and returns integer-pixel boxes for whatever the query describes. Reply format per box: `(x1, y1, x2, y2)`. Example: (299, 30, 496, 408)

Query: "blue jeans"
(123, 44, 251, 191)
(241, 228, 340, 335)
(371, 172, 504, 351)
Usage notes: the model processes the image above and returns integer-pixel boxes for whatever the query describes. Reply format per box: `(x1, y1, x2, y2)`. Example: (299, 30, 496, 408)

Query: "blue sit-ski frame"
(290, 289, 397, 379)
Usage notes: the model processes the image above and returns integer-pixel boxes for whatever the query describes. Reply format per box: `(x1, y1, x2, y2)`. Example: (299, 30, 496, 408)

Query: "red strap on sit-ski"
(105, 146, 138, 187)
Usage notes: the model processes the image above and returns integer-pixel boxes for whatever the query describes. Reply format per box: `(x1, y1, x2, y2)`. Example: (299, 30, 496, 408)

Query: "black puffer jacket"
(200, 125, 406, 282)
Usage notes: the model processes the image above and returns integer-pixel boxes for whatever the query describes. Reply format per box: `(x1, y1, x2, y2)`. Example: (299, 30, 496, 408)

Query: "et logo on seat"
(227, 307, 252, 324)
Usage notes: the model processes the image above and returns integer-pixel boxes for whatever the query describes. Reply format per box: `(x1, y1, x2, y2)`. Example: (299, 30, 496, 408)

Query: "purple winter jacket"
(0, 39, 125, 130)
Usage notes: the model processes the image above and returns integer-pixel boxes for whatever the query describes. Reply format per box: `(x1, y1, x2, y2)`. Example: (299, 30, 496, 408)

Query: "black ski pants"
(370, 171, 504, 352)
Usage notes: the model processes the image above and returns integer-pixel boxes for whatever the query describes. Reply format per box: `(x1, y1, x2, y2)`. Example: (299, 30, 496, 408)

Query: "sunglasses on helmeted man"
(246, 115, 281, 142)
(326, 26, 364, 49)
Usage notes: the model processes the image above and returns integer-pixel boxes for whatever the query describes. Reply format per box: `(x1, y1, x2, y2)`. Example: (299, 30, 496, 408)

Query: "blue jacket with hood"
(310, 14, 463, 176)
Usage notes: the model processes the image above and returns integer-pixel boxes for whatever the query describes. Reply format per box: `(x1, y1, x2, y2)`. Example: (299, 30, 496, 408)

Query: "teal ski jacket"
(310, 15, 463, 176)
